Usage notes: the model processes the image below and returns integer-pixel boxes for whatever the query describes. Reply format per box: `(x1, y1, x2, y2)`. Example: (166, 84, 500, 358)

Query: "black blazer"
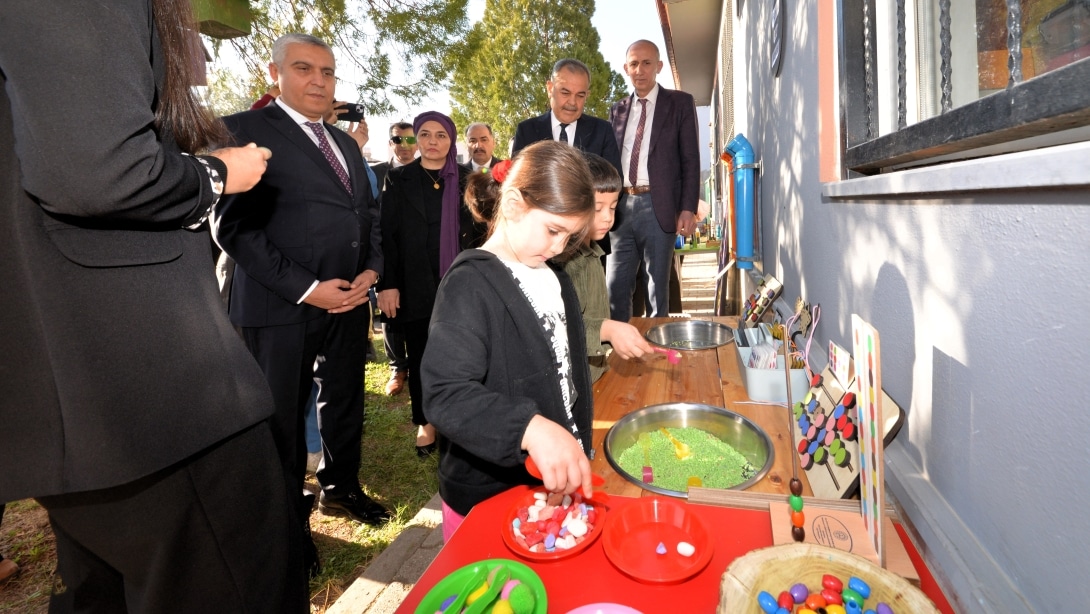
(511, 111, 622, 250)
(214, 104, 382, 328)
(460, 155, 503, 173)
(377, 161, 482, 323)
(0, 0, 273, 501)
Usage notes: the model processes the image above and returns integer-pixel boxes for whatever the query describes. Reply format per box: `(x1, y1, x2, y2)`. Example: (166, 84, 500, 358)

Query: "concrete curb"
(326, 493, 444, 614)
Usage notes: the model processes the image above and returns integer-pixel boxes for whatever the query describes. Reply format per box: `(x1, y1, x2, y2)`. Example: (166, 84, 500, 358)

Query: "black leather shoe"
(318, 490, 392, 526)
(416, 442, 437, 458)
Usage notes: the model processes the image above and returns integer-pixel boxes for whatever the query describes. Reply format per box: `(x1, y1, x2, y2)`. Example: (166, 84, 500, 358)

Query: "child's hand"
(601, 319, 654, 360)
(522, 415, 592, 498)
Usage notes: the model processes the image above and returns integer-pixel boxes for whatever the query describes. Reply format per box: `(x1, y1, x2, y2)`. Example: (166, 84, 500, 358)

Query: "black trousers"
(37, 422, 305, 613)
(402, 318, 430, 426)
(242, 307, 368, 498)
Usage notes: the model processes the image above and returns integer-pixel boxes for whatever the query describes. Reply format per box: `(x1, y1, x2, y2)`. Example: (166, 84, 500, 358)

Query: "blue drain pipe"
(724, 134, 757, 270)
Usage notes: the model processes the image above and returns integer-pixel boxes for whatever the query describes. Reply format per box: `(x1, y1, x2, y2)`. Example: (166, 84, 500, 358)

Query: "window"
(839, 0, 1090, 175)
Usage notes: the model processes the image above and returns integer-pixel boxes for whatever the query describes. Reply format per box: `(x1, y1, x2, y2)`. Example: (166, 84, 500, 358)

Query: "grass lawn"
(0, 336, 437, 613)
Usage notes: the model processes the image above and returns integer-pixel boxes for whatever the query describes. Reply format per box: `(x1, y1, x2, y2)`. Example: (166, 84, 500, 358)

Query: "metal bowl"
(603, 403, 774, 498)
(645, 320, 735, 351)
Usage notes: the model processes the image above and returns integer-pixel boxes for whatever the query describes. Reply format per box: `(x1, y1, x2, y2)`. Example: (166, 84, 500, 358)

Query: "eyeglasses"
(390, 135, 417, 145)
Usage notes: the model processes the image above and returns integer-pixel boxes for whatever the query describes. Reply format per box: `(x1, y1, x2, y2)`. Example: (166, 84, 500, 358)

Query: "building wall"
(728, 1, 1090, 611)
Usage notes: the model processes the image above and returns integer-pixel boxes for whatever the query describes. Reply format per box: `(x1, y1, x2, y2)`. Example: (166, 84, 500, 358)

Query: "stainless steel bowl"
(645, 320, 735, 351)
(603, 402, 774, 498)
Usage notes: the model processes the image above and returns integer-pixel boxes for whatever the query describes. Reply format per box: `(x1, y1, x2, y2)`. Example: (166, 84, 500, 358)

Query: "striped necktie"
(628, 98, 648, 186)
(305, 122, 353, 195)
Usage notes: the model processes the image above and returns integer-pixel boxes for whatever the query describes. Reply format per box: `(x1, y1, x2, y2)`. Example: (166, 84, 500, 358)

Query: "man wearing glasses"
(371, 122, 415, 396)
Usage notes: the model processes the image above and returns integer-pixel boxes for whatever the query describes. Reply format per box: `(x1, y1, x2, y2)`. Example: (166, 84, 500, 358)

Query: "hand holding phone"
(333, 102, 365, 122)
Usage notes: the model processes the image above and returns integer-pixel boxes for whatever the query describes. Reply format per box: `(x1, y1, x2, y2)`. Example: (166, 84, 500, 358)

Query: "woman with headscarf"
(376, 111, 484, 456)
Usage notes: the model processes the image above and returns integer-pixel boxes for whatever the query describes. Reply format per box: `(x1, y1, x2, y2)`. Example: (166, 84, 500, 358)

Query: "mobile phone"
(334, 102, 365, 122)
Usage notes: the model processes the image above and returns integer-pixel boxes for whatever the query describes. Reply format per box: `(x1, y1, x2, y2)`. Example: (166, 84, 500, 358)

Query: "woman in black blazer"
(376, 111, 483, 456)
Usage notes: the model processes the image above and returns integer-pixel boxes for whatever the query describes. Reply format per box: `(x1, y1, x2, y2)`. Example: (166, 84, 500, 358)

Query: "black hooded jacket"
(421, 249, 594, 516)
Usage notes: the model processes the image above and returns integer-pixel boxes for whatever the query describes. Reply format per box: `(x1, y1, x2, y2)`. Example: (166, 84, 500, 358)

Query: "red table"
(395, 487, 954, 613)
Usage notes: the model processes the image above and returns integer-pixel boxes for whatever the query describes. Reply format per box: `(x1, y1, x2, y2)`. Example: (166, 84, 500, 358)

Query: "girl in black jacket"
(421, 142, 597, 540)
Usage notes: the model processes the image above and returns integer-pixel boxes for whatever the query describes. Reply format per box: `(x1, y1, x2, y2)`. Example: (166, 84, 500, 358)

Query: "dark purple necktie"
(305, 121, 353, 195)
(628, 98, 648, 186)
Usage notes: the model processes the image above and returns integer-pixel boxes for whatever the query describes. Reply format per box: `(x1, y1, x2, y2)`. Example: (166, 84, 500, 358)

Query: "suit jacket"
(611, 87, 701, 233)
(0, 0, 273, 502)
(371, 159, 393, 203)
(214, 104, 382, 328)
(376, 161, 481, 323)
(459, 155, 503, 173)
(511, 111, 622, 250)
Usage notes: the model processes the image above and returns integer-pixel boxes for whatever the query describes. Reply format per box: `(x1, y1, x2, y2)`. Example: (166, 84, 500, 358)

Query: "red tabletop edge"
(395, 487, 953, 613)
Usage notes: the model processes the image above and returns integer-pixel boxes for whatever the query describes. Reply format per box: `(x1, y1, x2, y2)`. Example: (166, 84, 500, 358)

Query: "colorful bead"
(791, 510, 805, 527)
(789, 582, 809, 603)
(790, 494, 804, 511)
(825, 605, 847, 614)
(778, 591, 795, 610)
(875, 604, 893, 614)
(804, 593, 827, 609)
(789, 477, 803, 496)
(822, 574, 843, 592)
(841, 588, 864, 608)
(791, 525, 806, 541)
(757, 590, 779, 613)
(848, 576, 872, 599)
(821, 587, 843, 605)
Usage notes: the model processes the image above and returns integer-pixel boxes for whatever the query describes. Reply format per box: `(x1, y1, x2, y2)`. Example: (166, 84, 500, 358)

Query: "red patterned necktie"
(305, 121, 353, 195)
(628, 98, 648, 186)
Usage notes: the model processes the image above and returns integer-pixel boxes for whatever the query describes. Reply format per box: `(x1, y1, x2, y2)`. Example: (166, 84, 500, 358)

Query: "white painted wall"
(730, 1, 1090, 611)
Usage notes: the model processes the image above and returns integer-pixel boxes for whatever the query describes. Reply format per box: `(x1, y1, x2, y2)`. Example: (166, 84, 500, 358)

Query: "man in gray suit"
(607, 40, 701, 320)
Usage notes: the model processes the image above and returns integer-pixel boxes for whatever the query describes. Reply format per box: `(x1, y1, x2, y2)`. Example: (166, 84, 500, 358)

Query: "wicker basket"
(719, 543, 938, 613)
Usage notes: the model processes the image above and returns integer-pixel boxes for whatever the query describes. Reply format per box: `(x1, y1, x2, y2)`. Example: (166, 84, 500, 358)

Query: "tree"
(448, 0, 628, 149)
(202, 0, 469, 117)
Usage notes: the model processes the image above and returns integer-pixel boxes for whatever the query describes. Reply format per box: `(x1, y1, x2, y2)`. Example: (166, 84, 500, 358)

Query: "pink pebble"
(500, 579, 521, 599)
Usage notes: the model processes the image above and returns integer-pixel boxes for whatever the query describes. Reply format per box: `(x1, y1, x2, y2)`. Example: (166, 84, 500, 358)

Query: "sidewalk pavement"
(326, 493, 444, 614)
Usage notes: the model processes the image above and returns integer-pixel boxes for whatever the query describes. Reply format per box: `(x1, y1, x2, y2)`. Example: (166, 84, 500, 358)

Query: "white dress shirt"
(550, 114, 579, 145)
(621, 83, 660, 188)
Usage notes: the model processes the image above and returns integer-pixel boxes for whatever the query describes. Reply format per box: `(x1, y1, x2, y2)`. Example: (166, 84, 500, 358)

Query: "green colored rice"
(615, 427, 757, 492)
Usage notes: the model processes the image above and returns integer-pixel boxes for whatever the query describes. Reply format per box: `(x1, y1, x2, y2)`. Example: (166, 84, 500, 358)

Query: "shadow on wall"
(869, 262, 918, 467)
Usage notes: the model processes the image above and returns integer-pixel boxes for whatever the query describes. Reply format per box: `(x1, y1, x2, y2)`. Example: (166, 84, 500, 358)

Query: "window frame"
(838, 0, 1090, 176)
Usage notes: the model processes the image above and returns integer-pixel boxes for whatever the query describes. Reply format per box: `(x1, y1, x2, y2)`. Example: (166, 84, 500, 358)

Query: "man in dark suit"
(370, 121, 415, 397)
(1, 1, 305, 609)
(511, 58, 623, 255)
(462, 122, 503, 172)
(215, 34, 391, 540)
(607, 40, 701, 321)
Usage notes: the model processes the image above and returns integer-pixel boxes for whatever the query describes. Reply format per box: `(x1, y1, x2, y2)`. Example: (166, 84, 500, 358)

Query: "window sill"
(823, 141, 1090, 200)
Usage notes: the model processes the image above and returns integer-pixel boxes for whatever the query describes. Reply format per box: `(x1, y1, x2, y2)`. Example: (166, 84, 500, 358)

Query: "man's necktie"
(559, 123, 569, 143)
(305, 121, 353, 196)
(628, 98, 648, 186)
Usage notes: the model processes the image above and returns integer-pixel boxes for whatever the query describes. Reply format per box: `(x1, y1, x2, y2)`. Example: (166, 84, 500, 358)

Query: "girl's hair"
(465, 141, 596, 250)
(153, 0, 230, 153)
(583, 152, 622, 194)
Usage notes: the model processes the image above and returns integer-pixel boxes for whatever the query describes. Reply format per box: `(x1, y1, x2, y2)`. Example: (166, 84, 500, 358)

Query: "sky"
(364, 0, 675, 161)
